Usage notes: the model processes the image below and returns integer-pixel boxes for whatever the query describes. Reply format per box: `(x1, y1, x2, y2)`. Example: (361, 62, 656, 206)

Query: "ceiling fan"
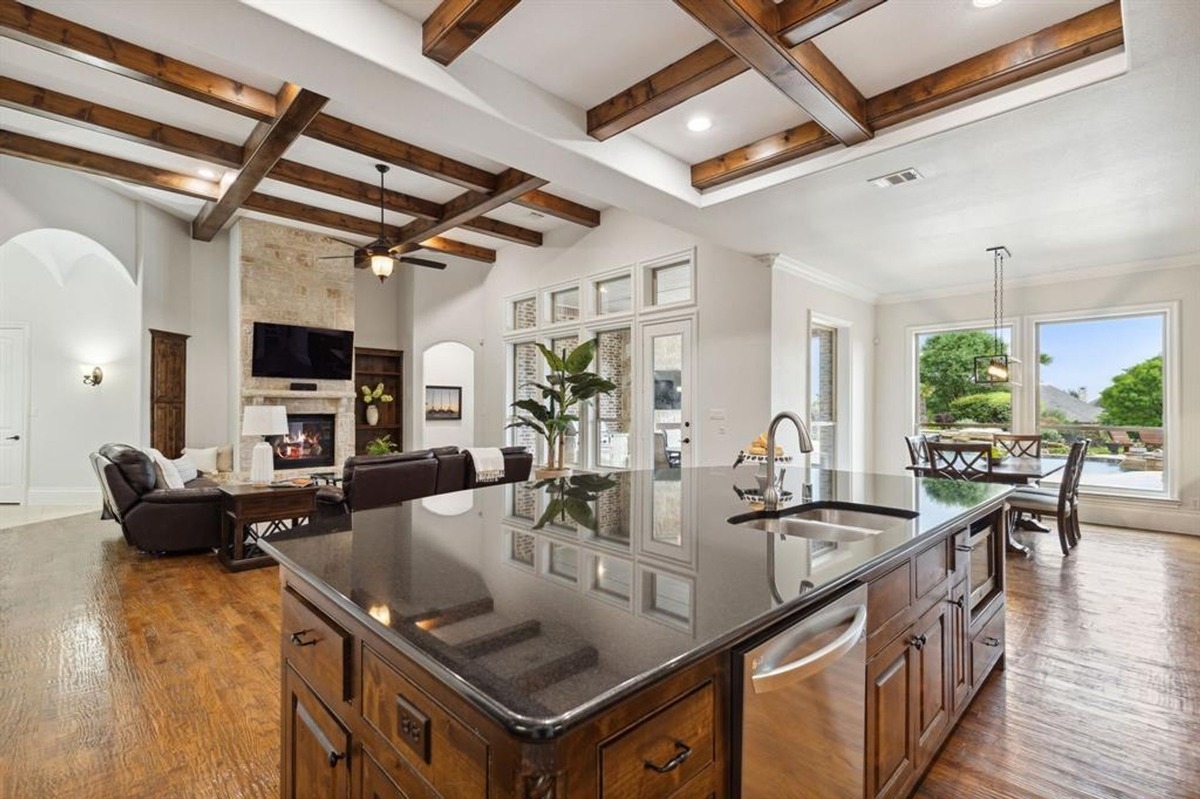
(319, 163, 446, 281)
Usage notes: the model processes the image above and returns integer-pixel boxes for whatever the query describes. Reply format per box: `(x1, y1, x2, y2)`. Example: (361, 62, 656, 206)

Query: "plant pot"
(534, 466, 572, 480)
(365, 405, 379, 426)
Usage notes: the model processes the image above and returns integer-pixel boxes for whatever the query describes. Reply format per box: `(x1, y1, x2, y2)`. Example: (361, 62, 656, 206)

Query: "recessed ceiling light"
(687, 116, 712, 133)
(197, 168, 217, 179)
(868, 168, 924, 188)
(971, 0, 1003, 8)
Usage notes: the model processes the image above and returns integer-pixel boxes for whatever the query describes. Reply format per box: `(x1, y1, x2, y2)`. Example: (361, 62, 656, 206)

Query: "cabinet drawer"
(914, 539, 950, 602)
(601, 681, 714, 799)
(868, 560, 912, 653)
(361, 747, 439, 799)
(283, 586, 351, 705)
(361, 645, 487, 798)
(970, 605, 1005, 687)
(236, 490, 315, 520)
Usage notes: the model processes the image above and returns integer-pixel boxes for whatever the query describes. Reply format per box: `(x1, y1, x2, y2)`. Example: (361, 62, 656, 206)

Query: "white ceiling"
(3, 0, 1197, 297)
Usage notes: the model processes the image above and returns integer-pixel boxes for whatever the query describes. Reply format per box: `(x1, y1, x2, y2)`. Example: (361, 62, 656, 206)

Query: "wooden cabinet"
(949, 580, 971, 714)
(284, 666, 350, 799)
(355, 347, 403, 455)
(866, 630, 916, 799)
(912, 596, 951, 770)
(149, 329, 188, 458)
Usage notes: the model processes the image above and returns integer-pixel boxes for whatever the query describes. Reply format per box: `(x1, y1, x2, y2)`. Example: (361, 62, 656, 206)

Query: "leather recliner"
(91, 443, 222, 553)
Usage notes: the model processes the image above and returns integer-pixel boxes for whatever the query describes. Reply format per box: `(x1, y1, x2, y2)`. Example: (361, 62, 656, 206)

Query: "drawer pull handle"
(949, 596, 965, 609)
(955, 544, 974, 552)
(644, 740, 692, 774)
(327, 750, 345, 768)
(290, 629, 318, 647)
(982, 636, 1001, 647)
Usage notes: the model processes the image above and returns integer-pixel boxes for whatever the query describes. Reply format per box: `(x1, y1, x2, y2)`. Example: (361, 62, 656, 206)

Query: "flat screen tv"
(251, 322, 354, 380)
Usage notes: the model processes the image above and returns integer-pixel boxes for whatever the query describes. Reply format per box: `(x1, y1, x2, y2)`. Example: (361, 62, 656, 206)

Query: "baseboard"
(1080, 499, 1200, 536)
(25, 487, 103, 507)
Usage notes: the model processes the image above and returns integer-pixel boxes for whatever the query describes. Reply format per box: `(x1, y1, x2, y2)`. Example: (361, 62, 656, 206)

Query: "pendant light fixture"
(973, 245, 1022, 386)
(369, 164, 394, 282)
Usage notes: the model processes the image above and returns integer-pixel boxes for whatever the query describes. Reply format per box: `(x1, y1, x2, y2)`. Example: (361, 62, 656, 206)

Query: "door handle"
(4, 435, 18, 441)
(681, 437, 690, 444)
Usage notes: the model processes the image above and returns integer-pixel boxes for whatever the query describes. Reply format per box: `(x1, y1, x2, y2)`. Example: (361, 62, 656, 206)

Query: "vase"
(366, 405, 379, 426)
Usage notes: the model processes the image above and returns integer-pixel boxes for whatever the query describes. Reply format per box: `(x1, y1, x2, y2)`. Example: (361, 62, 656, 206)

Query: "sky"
(1038, 314, 1164, 399)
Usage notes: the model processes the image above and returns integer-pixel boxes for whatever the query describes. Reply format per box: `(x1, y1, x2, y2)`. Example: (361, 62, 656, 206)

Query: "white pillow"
(183, 446, 219, 474)
(145, 448, 185, 490)
(173, 453, 199, 484)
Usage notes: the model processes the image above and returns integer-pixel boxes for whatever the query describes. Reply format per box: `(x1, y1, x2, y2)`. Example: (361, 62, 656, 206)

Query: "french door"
(640, 319, 693, 470)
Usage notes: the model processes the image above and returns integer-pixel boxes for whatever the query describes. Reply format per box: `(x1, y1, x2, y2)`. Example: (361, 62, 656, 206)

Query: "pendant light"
(973, 245, 1022, 386)
(370, 164, 394, 282)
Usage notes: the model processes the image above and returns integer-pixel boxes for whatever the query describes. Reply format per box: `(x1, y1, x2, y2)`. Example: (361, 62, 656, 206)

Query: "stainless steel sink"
(728, 504, 916, 542)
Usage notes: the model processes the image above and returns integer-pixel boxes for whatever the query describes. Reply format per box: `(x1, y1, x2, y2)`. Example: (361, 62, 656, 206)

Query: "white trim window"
(913, 322, 1017, 435)
(809, 322, 838, 470)
(640, 250, 695, 311)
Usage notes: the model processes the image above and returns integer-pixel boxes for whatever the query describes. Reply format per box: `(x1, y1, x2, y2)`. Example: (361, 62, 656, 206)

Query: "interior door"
(641, 319, 693, 470)
(0, 326, 29, 503)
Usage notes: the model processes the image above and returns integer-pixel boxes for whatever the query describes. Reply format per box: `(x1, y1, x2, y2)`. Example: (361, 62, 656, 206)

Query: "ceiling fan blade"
(398, 256, 447, 270)
(318, 254, 356, 260)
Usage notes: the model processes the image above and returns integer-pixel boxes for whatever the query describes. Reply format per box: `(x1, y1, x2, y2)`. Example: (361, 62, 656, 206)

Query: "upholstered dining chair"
(905, 434, 930, 467)
(927, 441, 993, 482)
(993, 433, 1042, 459)
(1007, 439, 1089, 556)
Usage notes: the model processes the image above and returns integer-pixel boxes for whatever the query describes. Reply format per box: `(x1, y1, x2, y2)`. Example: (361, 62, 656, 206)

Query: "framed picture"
(425, 385, 462, 420)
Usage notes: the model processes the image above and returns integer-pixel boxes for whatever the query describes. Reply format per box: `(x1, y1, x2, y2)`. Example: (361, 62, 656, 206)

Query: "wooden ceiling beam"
(673, 0, 870, 144)
(691, 2, 1125, 190)
(0, 0, 277, 121)
(241, 192, 495, 263)
(512, 189, 601, 228)
(192, 84, 328, 241)
(0, 76, 244, 168)
(423, 0, 523, 66)
(0, 128, 220, 199)
(459, 215, 541, 246)
(775, 0, 887, 45)
(305, 114, 497, 193)
(395, 168, 546, 247)
(587, 41, 749, 141)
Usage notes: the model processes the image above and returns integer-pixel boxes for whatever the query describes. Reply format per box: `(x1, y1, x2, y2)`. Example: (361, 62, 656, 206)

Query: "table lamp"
(242, 405, 288, 484)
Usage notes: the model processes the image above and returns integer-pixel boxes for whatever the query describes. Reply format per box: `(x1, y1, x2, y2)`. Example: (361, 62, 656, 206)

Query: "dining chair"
(993, 433, 1042, 459)
(1007, 439, 1088, 556)
(905, 434, 929, 467)
(927, 441, 992, 482)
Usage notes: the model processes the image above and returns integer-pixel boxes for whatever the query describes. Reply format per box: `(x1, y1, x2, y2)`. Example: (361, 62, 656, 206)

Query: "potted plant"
(360, 382, 394, 426)
(365, 434, 397, 456)
(508, 339, 615, 479)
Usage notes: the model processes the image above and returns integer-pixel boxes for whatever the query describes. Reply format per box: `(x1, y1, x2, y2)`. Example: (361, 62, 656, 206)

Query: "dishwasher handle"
(750, 604, 867, 694)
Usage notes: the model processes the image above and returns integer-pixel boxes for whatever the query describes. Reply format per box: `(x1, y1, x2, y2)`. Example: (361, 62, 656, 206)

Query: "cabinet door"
(913, 597, 952, 770)
(949, 579, 970, 715)
(866, 632, 916, 799)
(284, 667, 351, 799)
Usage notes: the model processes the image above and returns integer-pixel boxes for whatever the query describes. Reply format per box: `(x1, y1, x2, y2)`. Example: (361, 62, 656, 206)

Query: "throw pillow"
(173, 453, 199, 484)
(216, 444, 234, 473)
(145, 448, 185, 490)
(183, 446, 219, 474)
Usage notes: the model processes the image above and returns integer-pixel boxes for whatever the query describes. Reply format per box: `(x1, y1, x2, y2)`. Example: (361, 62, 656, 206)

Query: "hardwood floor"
(1, 513, 1196, 798)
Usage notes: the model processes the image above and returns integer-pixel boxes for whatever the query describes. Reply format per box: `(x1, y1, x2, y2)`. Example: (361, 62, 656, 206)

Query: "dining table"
(908, 456, 1068, 554)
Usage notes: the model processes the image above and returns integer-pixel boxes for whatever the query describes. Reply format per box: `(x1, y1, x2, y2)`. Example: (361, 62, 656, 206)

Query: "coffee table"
(219, 483, 319, 571)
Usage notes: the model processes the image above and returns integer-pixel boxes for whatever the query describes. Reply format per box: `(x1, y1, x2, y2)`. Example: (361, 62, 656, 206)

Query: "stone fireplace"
(274, 413, 336, 470)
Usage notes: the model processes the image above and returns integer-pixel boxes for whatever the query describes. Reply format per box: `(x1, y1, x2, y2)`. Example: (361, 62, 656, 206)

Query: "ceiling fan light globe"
(370, 253, 394, 282)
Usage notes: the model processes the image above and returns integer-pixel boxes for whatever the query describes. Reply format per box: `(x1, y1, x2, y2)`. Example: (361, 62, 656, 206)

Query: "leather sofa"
(316, 446, 531, 516)
(91, 443, 222, 553)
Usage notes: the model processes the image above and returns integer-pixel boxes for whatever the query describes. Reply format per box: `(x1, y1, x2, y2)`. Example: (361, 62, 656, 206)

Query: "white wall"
(186, 232, 234, 447)
(874, 262, 1200, 534)
(0, 232, 140, 504)
(768, 260, 876, 470)
(481, 208, 773, 467)
(422, 341, 475, 449)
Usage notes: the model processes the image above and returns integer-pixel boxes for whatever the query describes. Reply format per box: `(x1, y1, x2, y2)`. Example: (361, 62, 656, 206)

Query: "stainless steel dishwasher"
(735, 583, 868, 798)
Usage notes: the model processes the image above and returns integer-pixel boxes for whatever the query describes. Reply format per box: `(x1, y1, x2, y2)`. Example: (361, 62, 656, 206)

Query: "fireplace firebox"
(274, 413, 335, 470)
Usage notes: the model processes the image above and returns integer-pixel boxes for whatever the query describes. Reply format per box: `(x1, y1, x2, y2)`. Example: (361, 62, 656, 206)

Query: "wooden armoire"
(149, 329, 188, 458)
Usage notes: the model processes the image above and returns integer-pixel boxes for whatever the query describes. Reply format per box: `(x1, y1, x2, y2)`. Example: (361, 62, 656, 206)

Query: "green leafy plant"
(507, 340, 615, 472)
(360, 382, 394, 405)
(1098, 355, 1162, 427)
(948, 391, 1012, 425)
(533, 473, 618, 531)
(365, 434, 398, 456)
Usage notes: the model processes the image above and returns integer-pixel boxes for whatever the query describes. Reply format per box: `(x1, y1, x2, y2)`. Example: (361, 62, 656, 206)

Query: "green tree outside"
(919, 331, 1008, 416)
(1099, 355, 1163, 426)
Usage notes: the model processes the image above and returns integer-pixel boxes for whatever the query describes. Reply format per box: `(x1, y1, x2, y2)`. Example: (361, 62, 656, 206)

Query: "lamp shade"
(242, 405, 288, 436)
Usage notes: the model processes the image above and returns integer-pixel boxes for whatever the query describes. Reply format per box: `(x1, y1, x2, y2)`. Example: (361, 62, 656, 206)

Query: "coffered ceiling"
(2, 0, 1197, 296)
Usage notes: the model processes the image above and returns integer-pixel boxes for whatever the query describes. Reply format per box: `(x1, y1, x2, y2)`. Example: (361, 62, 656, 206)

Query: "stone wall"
(238, 219, 356, 476)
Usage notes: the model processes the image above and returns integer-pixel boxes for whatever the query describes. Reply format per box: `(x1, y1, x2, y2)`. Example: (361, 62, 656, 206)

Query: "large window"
(1036, 311, 1168, 495)
(510, 341, 540, 455)
(809, 324, 837, 469)
(916, 326, 1014, 435)
(595, 328, 632, 469)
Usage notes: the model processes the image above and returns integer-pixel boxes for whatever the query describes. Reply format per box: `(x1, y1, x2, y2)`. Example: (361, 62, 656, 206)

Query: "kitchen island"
(261, 466, 1011, 798)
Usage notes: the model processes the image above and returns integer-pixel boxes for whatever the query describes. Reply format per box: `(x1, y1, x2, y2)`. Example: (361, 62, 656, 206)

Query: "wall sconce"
(82, 366, 103, 387)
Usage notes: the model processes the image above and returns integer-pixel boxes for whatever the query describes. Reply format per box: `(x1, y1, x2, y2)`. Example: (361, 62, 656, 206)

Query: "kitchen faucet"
(763, 411, 814, 511)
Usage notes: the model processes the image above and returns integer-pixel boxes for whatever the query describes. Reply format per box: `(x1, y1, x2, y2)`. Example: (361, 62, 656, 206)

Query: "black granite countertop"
(260, 465, 1010, 739)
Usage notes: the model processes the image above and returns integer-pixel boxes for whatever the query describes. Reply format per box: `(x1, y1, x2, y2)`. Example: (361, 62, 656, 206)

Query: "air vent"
(868, 168, 924, 188)
(527, 210, 546, 219)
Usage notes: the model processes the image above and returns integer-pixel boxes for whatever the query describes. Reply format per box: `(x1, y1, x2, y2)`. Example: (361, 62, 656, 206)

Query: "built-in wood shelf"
(354, 347, 403, 454)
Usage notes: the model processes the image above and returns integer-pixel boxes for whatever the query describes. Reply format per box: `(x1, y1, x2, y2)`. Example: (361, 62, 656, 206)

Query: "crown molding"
(876, 252, 1200, 305)
(759, 253, 879, 303)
